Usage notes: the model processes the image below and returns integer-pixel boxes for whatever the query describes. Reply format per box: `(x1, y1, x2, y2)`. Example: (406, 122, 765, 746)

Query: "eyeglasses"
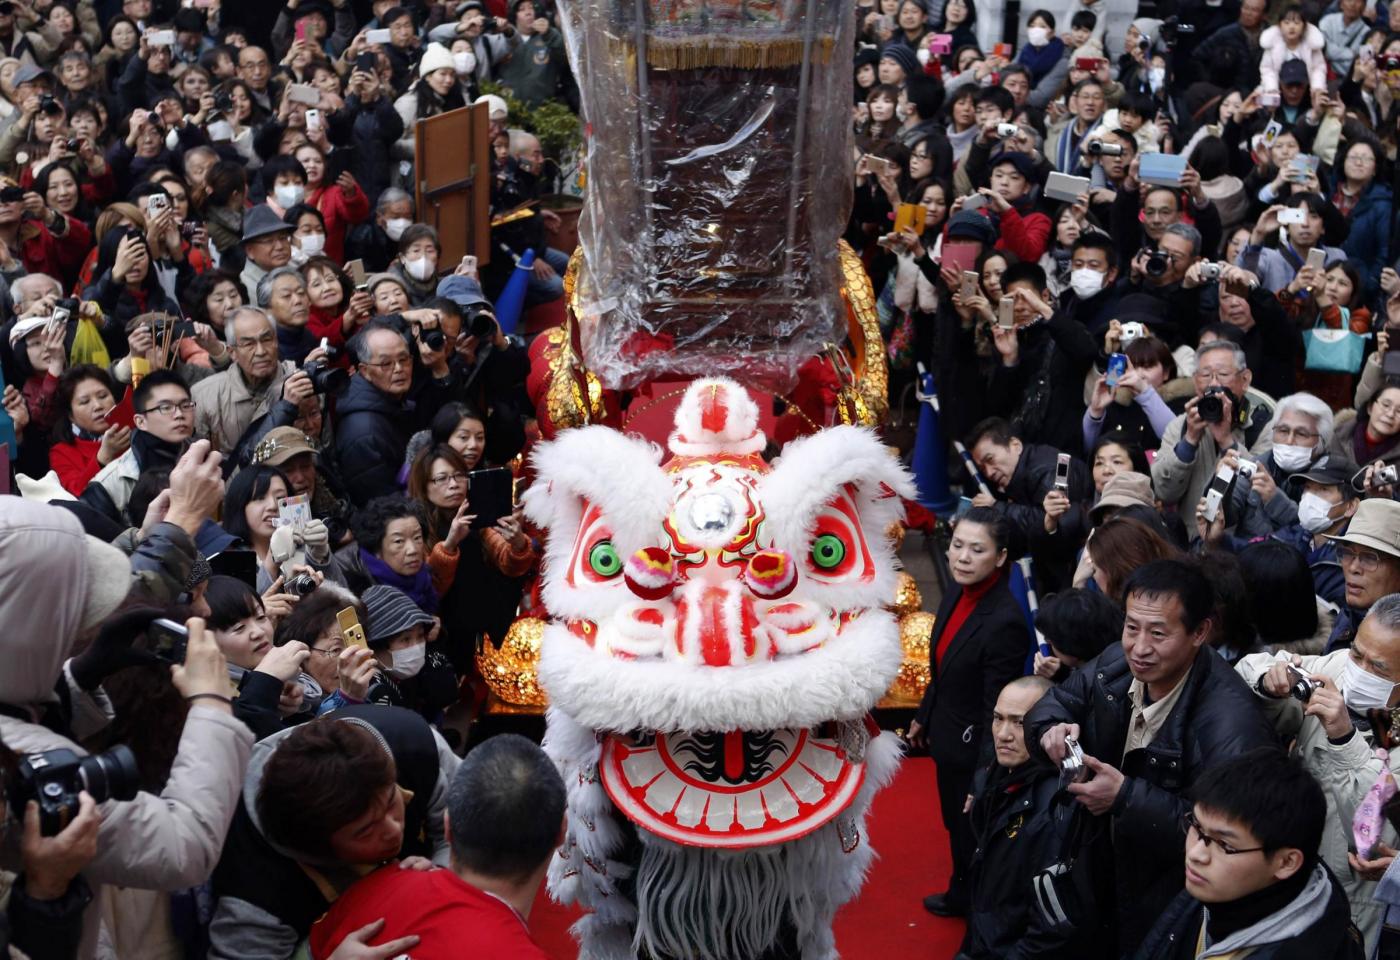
(235, 331, 275, 350)
(1194, 368, 1239, 385)
(309, 646, 342, 658)
(1181, 812, 1266, 856)
(362, 355, 413, 371)
(430, 471, 467, 487)
(141, 399, 196, 416)
(1272, 424, 1319, 443)
(1338, 545, 1384, 572)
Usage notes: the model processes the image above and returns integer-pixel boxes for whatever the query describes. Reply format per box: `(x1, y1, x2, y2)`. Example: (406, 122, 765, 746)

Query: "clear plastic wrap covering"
(558, 0, 854, 391)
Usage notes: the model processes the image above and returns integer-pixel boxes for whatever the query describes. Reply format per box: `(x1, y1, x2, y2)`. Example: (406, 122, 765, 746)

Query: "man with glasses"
(1049, 79, 1105, 175)
(1153, 340, 1267, 531)
(336, 320, 421, 506)
(1319, 499, 1400, 653)
(193, 306, 315, 454)
(1133, 749, 1359, 960)
(84, 369, 195, 523)
(1236, 592, 1400, 951)
(1220, 393, 1335, 538)
(1028, 559, 1275, 956)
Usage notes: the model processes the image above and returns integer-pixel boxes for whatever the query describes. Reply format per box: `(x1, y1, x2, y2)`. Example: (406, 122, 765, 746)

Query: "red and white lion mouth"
(599, 720, 877, 849)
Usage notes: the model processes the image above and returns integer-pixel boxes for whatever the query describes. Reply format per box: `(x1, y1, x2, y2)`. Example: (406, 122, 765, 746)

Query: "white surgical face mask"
(452, 49, 476, 74)
(1027, 26, 1050, 46)
(1296, 492, 1337, 533)
(384, 217, 411, 241)
(388, 643, 426, 679)
(165, 127, 180, 151)
(298, 232, 325, 257)
(274, 184, 305, 208)
(1271, 442, 1315, 473)
(1148, 66, 1166, 90)
(405, 255, 434, 281)
(1069, 267, 1105, 299)
(1343, 655, 1398, 712)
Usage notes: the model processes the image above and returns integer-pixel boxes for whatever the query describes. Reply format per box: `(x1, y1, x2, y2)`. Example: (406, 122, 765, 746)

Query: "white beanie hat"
(419, 42, 455, 78)
(473, 93, 508, 120)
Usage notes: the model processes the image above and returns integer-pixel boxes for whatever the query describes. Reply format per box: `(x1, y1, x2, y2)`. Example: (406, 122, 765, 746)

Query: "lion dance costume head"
(523, 377, 915, 960)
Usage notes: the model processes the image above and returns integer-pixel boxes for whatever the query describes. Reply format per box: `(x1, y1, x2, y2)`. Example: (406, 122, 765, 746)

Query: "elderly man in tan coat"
(191, 305, 313, 455)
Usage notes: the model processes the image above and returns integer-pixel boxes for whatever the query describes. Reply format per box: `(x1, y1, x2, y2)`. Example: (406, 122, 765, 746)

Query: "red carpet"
(531, 756, 966, 959)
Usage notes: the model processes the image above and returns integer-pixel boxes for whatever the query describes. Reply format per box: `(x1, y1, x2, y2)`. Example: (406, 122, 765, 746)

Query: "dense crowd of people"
(866, 0, 1400, 955)
(8, 0, 1400, 956)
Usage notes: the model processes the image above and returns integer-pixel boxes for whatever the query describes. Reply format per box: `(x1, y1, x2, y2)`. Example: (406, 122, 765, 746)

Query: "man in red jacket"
(309, 733, 563, 960)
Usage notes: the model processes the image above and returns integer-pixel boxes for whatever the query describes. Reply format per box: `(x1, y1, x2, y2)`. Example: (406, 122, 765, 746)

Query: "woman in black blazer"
(908, 507, 1034, 918)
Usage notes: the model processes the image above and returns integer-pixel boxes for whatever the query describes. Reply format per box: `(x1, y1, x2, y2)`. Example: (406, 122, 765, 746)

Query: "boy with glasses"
(1133, 749, 1361, 960)
(84, 368, 195, 524)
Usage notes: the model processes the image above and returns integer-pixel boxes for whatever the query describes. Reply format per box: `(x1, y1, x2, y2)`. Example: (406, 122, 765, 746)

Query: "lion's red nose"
(675, 581, 764, 667)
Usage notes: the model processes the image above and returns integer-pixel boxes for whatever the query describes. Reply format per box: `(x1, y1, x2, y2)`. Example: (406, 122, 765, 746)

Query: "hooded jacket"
(207, 705, 458, 960)
(1132, 862, 1362, 960)
(1258, 23, 1328, 95)
(0, 500, 253, 960)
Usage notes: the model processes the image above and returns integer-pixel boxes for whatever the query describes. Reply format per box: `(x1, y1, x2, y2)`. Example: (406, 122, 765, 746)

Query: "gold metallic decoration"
(885, 520, 905, 552)
(889, 610, 934, 701)
(544, 250, 606, 431)
(889, 572, 921, 617)
(476, 617, 550, 706)
(837, 240, 888, 426)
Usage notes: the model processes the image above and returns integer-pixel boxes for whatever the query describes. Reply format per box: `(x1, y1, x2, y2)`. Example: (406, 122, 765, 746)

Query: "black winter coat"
(1024, 643, 1277, 956)
(326, 94, 405, 206)
(996, 442, 1094, 592)
(915, 573, 1031, 772)
(333, 373, 417, 507)
(1132, 864, 1363, 960)
(987, 313, 1098, 458)
(961, 765, 1092, 960)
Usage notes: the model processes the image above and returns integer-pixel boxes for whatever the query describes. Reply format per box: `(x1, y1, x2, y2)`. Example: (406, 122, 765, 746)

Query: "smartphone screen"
(1106, 352, 1128, 388)
(1054, 453, 1071, 491)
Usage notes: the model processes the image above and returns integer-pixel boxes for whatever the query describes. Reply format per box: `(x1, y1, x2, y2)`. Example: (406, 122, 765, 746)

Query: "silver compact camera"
(1060, 735, 1090, 788)
(1198, 261, 1224, 282)
(1119, 321, 1146, 344)
(1235, 458, 1257, 479)
(1286, 665, 1320, 703)
(1375, 464, 1400, 487)
(997, 122, 1019, 138)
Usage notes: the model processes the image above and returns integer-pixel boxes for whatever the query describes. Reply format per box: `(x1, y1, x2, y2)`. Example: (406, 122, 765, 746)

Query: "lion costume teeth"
(524, 378, 916, 960)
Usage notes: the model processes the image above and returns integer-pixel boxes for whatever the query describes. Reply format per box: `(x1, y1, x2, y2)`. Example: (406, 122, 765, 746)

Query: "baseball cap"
(1279, 59, 1308, 87)
(251, 427, 317, 467)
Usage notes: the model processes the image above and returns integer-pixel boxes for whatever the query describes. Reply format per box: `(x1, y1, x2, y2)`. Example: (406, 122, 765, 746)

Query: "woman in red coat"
(295, 143, 370, 264)
(48, 365, 130, 495)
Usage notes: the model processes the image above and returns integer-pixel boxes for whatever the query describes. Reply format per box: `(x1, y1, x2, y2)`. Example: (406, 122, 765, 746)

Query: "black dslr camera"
(303, 358, 348, 395)
(465, 304, 496, 340)
(421, 327, 446, 351)
(1142, 247, 1170, 278)
(1196, 385, 1230, 424)
(9, 746, 140, 835)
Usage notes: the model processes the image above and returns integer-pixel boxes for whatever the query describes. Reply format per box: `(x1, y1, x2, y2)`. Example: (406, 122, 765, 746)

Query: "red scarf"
(935, 570, 1002, 670)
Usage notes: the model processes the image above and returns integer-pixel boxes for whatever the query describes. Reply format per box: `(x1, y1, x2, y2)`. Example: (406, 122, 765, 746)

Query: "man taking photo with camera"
(1234, 592, 1400, 953)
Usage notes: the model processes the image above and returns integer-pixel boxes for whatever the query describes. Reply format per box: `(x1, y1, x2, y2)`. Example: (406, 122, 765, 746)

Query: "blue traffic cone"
(493, 248, 535, 336)
(912, 366, 958, 515)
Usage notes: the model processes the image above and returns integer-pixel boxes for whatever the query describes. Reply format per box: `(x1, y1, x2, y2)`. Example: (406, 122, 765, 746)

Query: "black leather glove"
(68, 607, 164, 691)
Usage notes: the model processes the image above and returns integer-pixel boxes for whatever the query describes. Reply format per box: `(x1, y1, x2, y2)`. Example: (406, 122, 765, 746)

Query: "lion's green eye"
(589, 541, 622, 577)
(811, 534, 846, 570)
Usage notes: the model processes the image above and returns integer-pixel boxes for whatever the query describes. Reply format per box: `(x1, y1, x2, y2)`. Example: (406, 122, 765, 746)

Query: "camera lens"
(422, 328, 445, 351)
(285, 574, 318, 597)
(467, 307, 495, 339)
(77, 746, 141, 806)
(1145, 251, 1168, 278)
(304, 359, 349, 395)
